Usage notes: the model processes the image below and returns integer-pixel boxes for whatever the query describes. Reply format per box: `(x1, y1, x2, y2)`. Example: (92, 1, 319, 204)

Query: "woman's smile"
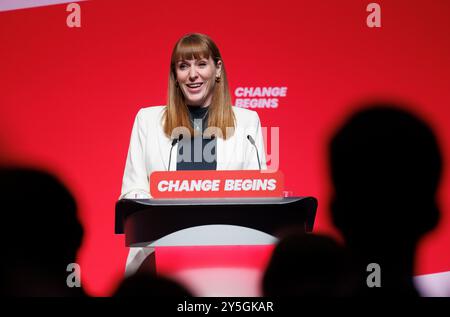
(185, 82, 204, 93)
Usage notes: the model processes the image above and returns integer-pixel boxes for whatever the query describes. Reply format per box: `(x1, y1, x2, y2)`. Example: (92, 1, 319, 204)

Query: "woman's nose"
(188, 66, 198, 80)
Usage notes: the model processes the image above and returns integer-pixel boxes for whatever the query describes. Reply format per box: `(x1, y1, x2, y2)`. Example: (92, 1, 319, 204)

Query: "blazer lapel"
(216, 133, 238, 170)
(157, 126, 179, 172)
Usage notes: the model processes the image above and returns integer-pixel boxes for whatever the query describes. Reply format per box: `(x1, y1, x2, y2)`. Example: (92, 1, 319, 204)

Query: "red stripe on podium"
(155, 245, 275, 275)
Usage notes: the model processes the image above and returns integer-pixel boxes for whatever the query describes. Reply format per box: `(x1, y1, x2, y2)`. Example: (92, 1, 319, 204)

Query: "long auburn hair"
(163, 33, 235, 139)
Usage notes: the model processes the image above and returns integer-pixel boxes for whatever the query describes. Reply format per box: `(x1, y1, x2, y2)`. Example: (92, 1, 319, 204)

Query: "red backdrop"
(1, 0, 449, 296)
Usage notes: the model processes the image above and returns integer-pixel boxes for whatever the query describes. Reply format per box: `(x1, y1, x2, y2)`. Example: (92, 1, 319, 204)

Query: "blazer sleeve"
(119, 109, 152, 199)
(244, 112, 267, 170)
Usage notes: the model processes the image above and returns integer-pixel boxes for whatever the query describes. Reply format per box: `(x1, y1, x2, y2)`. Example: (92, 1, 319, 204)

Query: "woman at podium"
(119, 33, 267, 277)
(120, 33, 267, 200)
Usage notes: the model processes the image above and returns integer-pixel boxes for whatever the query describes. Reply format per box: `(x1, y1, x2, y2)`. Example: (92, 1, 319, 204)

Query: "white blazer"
(120, 105, 267, 199)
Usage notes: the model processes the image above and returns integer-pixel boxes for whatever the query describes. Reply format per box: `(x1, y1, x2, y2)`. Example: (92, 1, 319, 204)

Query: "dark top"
(176, 105, 217, 170)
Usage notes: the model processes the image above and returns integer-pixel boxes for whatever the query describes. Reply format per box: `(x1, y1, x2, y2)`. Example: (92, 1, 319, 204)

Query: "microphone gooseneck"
(247, 134, 261, 170)
(168, 134, 183, 171)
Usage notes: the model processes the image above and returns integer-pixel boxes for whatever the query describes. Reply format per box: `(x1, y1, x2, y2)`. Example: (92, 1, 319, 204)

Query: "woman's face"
(175, 56, 222, 107)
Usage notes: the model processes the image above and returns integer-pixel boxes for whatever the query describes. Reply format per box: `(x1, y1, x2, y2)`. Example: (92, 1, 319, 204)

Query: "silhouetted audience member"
(0, 167, 85, 296)
(262, 232, 355, 296)
(113, 272, 192, 296)
(329, 104, 442, 296)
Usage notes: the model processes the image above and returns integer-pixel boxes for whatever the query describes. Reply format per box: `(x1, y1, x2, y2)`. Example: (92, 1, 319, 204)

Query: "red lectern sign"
(150, 170, 284, 199)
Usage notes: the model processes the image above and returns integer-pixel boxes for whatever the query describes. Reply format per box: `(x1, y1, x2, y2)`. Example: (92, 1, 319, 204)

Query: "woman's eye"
(179, 64, 188, 70)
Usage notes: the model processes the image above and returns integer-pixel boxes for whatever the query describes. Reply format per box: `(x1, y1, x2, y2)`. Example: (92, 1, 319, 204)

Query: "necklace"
(190, 110, 209, 132)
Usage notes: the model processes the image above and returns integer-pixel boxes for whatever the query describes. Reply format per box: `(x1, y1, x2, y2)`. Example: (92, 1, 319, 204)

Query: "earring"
(215, 76, 221, 83)
(175, 81, 179, 87)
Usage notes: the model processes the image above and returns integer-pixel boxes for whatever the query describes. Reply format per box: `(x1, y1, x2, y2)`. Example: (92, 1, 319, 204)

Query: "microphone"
(247, 134, 261, 170)
(168, 134, 183, 171)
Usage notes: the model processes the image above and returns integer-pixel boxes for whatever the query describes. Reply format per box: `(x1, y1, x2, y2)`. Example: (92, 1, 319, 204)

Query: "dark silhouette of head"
(113, 272, 192, 296)
(0, 167, 84, 296)
(262, 232, 355, 296)
(329, 103, 442, 296)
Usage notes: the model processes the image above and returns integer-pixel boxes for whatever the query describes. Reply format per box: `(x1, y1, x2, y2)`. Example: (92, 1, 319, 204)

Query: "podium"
(115, 197, 318, 247)
(115, 197, 318, 295)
